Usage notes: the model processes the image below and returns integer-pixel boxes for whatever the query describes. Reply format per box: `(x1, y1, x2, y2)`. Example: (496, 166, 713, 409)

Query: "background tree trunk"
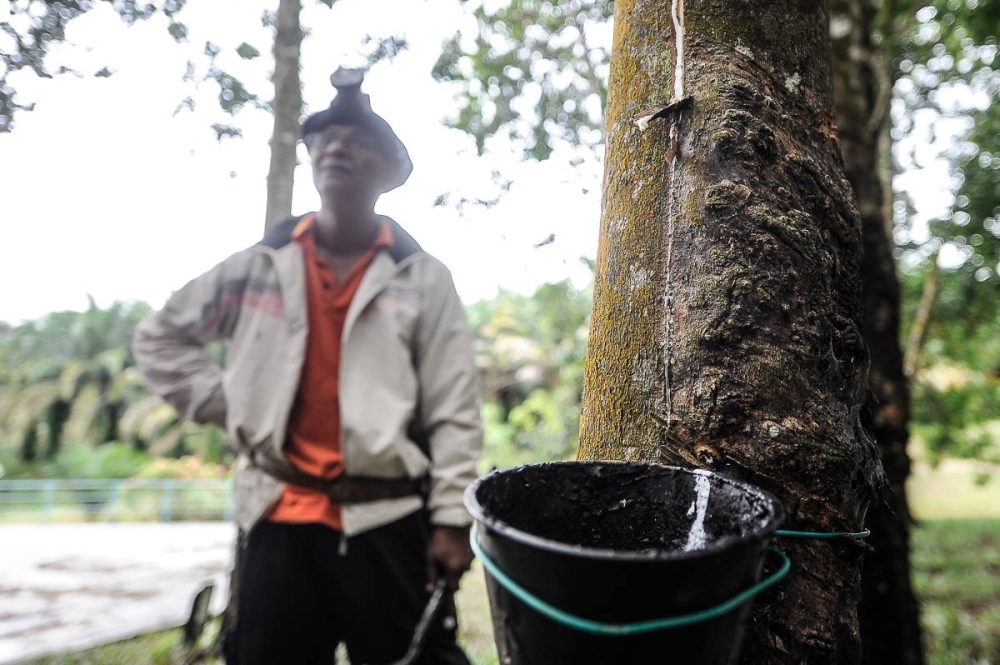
(578, 1, 884, 662)
(264, 0, 303, 232)
(830, 1, 925, 663)
(904, 258, 939, 380)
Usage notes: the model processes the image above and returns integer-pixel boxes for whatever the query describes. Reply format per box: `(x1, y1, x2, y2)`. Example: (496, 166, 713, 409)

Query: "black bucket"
(464, 461, 785, 665)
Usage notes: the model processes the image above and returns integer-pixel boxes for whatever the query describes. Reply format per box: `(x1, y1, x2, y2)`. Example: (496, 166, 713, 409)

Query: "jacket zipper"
(338, 253, 420, 485)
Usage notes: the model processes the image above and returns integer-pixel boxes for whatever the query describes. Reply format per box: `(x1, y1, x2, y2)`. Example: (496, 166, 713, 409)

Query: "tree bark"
(830, 2, 925, 664)
(578, 1, 884, 662)
(264, 0, 303, 232)
(904, 258, 939, 380)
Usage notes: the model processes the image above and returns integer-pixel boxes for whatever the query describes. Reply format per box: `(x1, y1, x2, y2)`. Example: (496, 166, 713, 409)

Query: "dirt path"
(0, 523, 233, 664)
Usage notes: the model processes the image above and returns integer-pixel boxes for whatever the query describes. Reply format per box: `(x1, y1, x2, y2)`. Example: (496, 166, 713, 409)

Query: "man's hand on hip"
(427, 525, 474, 593)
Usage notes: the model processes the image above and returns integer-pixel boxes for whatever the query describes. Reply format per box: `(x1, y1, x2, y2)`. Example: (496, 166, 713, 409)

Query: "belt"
(250, 452, 429, 504)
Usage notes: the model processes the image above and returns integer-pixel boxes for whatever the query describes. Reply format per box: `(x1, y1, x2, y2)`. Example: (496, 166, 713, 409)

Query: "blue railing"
(0, 479, 233, 522)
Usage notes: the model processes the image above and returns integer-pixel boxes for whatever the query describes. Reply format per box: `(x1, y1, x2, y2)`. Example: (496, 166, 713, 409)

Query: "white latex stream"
(684, 472, 712, 551)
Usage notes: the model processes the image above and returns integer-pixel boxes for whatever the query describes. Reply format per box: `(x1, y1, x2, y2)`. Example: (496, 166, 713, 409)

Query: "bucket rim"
(464, 460, 785, 563)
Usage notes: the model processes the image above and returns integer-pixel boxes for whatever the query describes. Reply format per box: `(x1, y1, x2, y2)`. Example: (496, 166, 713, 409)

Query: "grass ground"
(913, 519, 1000, 664)
(23, 460, 1000, 665)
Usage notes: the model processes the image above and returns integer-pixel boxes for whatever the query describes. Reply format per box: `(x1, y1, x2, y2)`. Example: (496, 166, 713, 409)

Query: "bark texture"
(830, 2, 925, 664)
(579, 1, 885, 662)
(264, 0, 303, 232)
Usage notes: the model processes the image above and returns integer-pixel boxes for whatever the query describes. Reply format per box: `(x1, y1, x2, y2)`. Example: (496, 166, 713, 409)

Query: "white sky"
(0, 0, 602, 324)
(0, 0, 954, 325)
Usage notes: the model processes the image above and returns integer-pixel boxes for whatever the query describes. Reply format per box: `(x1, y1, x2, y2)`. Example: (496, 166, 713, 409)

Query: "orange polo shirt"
(267, 213, 394, 530)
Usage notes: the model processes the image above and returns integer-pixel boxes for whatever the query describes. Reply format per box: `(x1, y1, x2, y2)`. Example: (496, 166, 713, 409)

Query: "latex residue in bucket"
(468, 462, 778, 558)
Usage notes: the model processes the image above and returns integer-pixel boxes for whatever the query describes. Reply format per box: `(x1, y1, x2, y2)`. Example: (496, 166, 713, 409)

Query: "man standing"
(133, 69, 482, 665)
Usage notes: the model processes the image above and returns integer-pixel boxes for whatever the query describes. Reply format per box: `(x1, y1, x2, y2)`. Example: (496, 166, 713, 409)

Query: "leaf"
(58, 360, 90, 401)
(317, 0, 339, 7)
(235, 42, 260, 60)
(119, 395, 167, 443)
(261, 9, 276, 27)
(211, 123, 242, 140)
(534, 234, 556, 249)
(212, 71, 257, 114)
(433, 0, 610, 163)
(164, 0, 188, 18)
(173, 96, 195, 116)
(94, 66, 115, 78)
(204, 41, 220, 58)
(167, 21, 188, 42)
(178, 60, 195, 82)
(361, 35, 409, 64)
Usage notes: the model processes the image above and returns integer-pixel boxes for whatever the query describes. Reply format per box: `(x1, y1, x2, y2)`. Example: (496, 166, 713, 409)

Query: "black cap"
(301, 67, 413, 192)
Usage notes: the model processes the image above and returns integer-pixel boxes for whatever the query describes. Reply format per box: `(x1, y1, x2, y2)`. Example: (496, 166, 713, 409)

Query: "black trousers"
(233, 513, 471, 665)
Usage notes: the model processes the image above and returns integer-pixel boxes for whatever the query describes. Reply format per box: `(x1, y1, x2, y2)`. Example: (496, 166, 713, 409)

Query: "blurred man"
(133, 69, 482, 665)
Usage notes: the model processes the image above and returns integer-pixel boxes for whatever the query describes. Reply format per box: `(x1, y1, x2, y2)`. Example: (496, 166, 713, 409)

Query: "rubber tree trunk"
(830, 2, 925, 663)
(264, 0, 303, 232)
(578, 2, 885, 662)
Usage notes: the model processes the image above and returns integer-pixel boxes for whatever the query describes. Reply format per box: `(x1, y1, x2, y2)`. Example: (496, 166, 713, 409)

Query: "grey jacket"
(132, 216, 483, 535)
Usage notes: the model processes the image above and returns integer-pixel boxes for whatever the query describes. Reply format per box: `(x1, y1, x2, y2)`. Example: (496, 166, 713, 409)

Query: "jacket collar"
(259, 213, 424, 342)
(259, 214, 422, 264)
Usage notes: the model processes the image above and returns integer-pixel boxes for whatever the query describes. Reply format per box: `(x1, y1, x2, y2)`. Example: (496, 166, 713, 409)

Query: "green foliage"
(471, 279, 592, 470)
(0, 2, 258, 137)
(166, 20, 188, 42)
(0, 297, 151, 382)
(0, 300, 151, 463)
(53, 442, 151, 479)
(0, 437, 147, 480)
(0, 300, 230, 471)
(903, 260, 1000, 467)
(907, 266, 1000, 366)
(361, 34, 409, 66)
(235, 41, 260, 60)
(0, 0, 188, 132)
(894, 0, 1000, 282)
(1, 0, 415, 141)
(210, 122, 242, 140)
(433, 0, 611, 160)
(198, 54, 264, 117)
(482, 384, 582, 470)
(911, 376, 1000, 466)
